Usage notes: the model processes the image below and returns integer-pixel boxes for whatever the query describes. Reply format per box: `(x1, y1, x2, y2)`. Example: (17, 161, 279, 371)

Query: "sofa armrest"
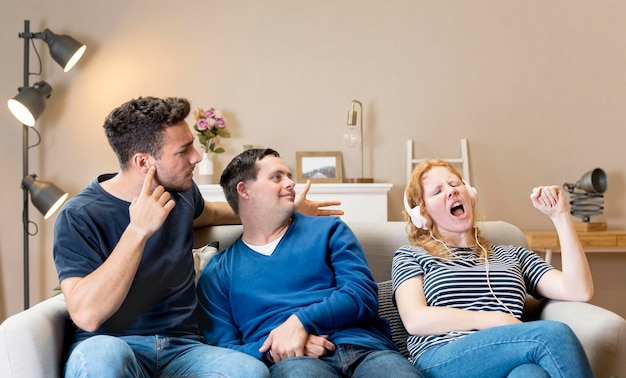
(539, 299, 626, 378)
(0, 295, 68, 378)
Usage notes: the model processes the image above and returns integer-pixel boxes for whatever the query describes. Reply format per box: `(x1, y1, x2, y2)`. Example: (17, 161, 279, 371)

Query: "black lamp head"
(7, 81, 53, 126)
(576, 168, 608, 194)
(7, 22, 86, 126)
(563, 168, 607, 222)
(41, 28, 86, 72)
(565, 168, 608, 194)
(22, 174, 68, 219)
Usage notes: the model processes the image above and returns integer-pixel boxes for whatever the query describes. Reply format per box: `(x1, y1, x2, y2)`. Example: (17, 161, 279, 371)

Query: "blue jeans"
(414, 320, 593, 378)
(64, 334, 269, 378)
(269, 344, 422, 378)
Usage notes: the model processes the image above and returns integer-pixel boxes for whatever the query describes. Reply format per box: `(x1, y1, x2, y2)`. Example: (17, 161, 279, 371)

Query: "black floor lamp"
(7, 20, 86, 309)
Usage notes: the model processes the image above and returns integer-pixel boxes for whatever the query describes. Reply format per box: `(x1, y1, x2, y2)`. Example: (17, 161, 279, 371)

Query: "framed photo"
(296, 151, 343, 183)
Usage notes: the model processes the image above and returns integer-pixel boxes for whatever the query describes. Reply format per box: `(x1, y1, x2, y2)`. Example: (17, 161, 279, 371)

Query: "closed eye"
(429, 187, 442, 196)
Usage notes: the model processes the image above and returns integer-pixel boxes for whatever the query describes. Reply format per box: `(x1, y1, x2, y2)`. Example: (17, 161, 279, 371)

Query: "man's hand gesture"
(295, 180, 344, 217)
(129, 166, 176, 237)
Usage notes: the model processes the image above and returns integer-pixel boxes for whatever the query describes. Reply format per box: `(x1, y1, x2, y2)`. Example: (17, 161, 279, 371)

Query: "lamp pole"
(356, 100, 363, 180)
(21, 20, 32, 309)
(12, 19, 82, 309)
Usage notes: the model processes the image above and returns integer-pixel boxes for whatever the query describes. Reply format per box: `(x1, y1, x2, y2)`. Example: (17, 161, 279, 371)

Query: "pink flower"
(197, 118, 209, 131)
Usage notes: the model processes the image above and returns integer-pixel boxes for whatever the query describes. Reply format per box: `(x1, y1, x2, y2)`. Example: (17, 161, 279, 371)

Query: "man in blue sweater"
(197, 148, 420, 377)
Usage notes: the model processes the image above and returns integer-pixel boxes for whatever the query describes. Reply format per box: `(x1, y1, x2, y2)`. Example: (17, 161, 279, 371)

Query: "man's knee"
(65, 335, 136, 375)
(270, 356, 338, 378)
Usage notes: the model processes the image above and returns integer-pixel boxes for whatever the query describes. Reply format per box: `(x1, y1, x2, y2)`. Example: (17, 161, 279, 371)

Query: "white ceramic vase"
(197, 152, 214, 184)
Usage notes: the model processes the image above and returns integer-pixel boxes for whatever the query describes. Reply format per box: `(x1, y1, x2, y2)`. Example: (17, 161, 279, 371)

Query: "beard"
(154, 170, 194, 193)
(163, 181, 192, 193)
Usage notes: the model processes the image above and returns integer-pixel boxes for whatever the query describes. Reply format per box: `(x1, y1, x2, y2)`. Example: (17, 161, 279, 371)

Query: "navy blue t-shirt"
(53, 174, 204, 340)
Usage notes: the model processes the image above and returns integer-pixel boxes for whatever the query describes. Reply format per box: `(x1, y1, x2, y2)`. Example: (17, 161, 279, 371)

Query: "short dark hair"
(103, 96, 191, 169)
(220, 148, 280, 214)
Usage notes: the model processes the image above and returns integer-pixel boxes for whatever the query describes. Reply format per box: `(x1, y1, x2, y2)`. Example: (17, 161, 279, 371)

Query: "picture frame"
(295, 151, 343, 183)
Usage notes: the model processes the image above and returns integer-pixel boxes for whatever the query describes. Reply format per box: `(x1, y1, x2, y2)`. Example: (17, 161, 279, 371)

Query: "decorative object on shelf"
(193, 107, 230, 153)
(6, 20, 86, 309)
(197, 153, 214, 184)
(296, 151, 343, 183)
(193, 107, 230, 184)
(563, 168, 608, 222)
(343, 99, 373, 183)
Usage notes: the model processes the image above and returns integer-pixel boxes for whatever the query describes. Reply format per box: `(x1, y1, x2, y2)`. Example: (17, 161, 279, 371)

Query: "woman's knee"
(534, 320, 581, 346)
(508, 363, 550, 378)
(541, 320, 575, 335)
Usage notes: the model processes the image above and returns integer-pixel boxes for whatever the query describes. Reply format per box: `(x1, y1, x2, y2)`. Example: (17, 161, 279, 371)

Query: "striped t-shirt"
(391, 244, 553, 363)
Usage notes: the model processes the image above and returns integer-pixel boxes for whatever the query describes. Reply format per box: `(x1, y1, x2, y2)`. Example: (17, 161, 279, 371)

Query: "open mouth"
(450, 202, 465, 217)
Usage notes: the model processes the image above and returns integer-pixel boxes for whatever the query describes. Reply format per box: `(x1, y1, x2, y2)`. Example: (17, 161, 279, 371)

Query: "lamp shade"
(347, 103, 358, 126)
(22, 175, 68, 219)
(574, 168, 608, 194)
(343, 100, 362, 147)
(42, 28, 86, 72)
(7, 81, 52, 126)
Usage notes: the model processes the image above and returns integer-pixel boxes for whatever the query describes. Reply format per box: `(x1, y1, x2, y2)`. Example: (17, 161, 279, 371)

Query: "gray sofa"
(1, 221, 625, 377)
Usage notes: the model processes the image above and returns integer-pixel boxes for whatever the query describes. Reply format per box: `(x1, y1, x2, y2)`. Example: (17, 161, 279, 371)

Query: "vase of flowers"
(193, 107, 230, 184)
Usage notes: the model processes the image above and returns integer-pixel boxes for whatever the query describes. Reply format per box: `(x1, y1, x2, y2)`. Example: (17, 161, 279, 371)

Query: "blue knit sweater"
(197, 212, 397, 360)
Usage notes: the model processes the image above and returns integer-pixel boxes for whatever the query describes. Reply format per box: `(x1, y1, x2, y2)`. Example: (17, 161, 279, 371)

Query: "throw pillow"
(193, 241, 219, 283)
(377, 280, 409, 357)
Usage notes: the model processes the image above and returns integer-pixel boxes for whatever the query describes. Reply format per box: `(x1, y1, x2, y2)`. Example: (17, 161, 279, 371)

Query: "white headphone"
(465, 180, 478, 208)
(404, 180, 478, 230)
(403, 190, 429, 230)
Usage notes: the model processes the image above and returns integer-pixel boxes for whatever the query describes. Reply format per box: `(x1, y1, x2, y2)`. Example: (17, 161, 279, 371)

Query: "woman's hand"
(530, 185, 594, 302)
(530, 186, 567, 218)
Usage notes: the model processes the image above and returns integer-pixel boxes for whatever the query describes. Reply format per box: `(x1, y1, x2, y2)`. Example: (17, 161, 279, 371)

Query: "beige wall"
(1, 1, 624, 319)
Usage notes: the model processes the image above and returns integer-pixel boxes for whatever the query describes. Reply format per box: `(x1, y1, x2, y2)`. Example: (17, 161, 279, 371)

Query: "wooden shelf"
(524, 229, 626, 263)
(198, 183, 393, 222)
(525, 230, 626, 249)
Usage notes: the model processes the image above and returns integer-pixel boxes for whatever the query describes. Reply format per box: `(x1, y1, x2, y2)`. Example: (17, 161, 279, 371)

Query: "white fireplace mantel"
(198, 183, 392, 222)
